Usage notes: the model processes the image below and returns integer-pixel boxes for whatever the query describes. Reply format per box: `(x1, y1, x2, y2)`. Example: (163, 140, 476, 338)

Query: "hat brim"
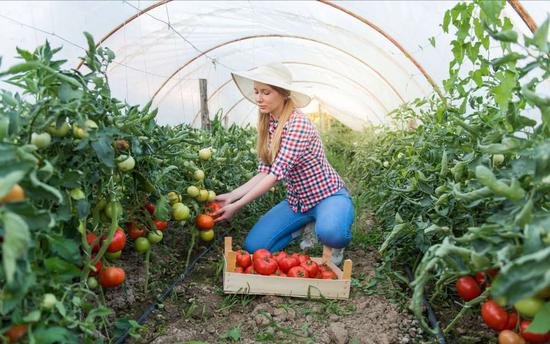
(231, 71, 312, 108)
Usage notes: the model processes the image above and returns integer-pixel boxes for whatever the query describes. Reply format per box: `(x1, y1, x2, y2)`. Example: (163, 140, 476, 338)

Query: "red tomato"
(271, 270, 287, 277)
(195, 214, 214, 230)
(475, 272, 487, 288)
(520, 320, 550, 343)
(145, 202, 155, 216)
(456, 276, 482, 301)
(236, 250, 252, 268)
(320, 271, 338, 279)
(153, 219, 168, 231)
(254, 256, 278, 275)
(481, 299, 509, 331)
(297, 254, 311, 264)
(278, 256, 300, 273)
(103, 229, 126, 252)
(86, 232, 100, 253)
(253, 248, 272, 262)
(504, 310, 519, 331)
(487, 268, 499, 277)
(205, 201, 221, 218)
(301, 260, 319, 278)
(99, 267, 125, 288)
(234, 266, 244, 273)
(88, 257, 102, 276)
(287, 266, 309, 278)
(4, 324, 28, 343)
(318, 264, 331, 273)
(273, 251, 288, 264)
(244, 265, 254, 274)
(128, 223, 145, 240)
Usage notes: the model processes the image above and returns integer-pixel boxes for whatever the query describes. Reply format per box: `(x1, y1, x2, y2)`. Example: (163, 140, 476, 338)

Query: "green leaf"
(85, 306, 113, 323)
(58, 82, 82, 102)
(33, 327, 75, 344)
(47, 234, 80, 262)
(0, 170, 26, 199)
(44, 257, 80, 275)
(221, 327, 241, 341)
(478, 0, 505, 24)
(532, 17, 549, 52)
(91, 135, 115, 168)
(29, 170, 63, 203)
(22, 309, 41, 322)
(1, 211, 30, 283)
(528, 302, 550, 334)
(493, 71, 517, 113)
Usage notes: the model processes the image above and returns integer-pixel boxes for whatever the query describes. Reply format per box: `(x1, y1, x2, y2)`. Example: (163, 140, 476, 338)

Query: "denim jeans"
(244, 188, 354, 253)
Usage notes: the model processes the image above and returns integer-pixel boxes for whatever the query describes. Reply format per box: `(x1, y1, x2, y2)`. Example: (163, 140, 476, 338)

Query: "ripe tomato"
(301, 260, 319, 278)
(297, 254, 311, 264)
(271, 270, 287, 277)
(244, 265, 255, 274)
(145, 202, 155, 216)
(234, 266, 244, 273)
(273, 251, 288, 264)
(287, 266, 309, 278)
(104, 229, 126, 252)
(278, 256, 300, 273)
(205, 201, 221, 217)
(520, 320, 550, 343)
(99, 267, 125, 288)
(254, 256, 278, 275)
(320, 270, 338, 279)
(195, 214, 214, 230)
(236, 250, 252, 268)
(0, 184, 25, 203)
(318, 264, 332, 273)
(128, 223, 145, 240)
(475, 272, 487, 288)
(486, 268, 499, 277)
(4, 324, 28, 343)
(88, 258, 102, 276)
(86, 232, 100, 253)
(504, 310, 519, 331)
(498, 330, 526, 344)
(253, 248, 272, 262)
(456, 276, 482, 301)
(153, 219, 168, 231)
(481, 299, 509, 331)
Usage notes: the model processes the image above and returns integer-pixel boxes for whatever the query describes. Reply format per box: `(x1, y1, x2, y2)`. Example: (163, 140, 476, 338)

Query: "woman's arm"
(228, 172, 268, 201)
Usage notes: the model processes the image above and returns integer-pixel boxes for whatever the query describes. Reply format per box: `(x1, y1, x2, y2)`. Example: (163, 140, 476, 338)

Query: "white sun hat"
(231, 62, 312, 108)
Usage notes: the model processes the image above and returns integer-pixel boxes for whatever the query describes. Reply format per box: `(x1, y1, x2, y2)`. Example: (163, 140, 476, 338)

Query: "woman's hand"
(215, 192, 234, 207)
(212, 202, 241, 222)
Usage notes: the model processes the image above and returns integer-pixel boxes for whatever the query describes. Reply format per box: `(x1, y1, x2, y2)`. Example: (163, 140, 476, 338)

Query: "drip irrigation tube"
(405, 266, 446, 344)
(113, 226, 232, 344)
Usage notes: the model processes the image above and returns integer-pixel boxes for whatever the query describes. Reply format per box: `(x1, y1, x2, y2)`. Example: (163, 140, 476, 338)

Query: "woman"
(213, 63, 354, 265)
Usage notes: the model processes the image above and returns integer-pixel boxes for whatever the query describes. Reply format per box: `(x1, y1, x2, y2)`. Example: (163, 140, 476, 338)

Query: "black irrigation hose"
(113, 226, 233, 344)
(405, 266, 447, 344)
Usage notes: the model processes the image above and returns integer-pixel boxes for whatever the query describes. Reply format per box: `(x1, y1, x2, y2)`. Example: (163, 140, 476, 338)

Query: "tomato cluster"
(233, 248, 338, 279)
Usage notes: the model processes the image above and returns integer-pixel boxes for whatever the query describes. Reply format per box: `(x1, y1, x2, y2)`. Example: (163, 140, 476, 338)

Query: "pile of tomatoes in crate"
(233, 248, 338, 279)
(455, 270, 550, 343)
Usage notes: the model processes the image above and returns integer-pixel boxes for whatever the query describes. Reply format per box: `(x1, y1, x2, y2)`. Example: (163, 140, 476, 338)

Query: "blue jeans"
(244, 188, 354, 253)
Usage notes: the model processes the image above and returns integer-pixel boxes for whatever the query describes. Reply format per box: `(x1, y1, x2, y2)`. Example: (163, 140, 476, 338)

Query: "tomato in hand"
(99, 267, 125, 288)
(481, 299, 509, 331)
(205, 201, 221, 217)
(278, 256, 300, 273)
(456, 276, 482, 301)
(153, 219, 168, 231)
(254, 256, 278, 276)
(301, 260, 319, 278)
(253, 248, 272, 262)
(104, 229, 126, 252)
(520, 320, 550, 343)
(236, 250, 252, 268)
(196, 214, 214, 230)
(287, 266, 309, 278)
(127, 223, 145, 239)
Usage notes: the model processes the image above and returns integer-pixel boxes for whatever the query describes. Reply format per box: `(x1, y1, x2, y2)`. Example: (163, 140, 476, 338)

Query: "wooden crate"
(223, 237, 352, 300)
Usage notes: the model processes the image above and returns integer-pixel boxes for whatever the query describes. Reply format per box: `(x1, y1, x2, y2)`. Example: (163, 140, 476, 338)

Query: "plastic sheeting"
(0, 1, 548, 129)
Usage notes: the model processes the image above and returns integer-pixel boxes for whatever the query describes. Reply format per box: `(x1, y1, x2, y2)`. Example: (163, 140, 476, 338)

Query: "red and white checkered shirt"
(258, 110, 344, 213)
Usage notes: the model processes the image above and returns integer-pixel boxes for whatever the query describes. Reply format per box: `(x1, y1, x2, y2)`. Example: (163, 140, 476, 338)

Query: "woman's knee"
(315, 222, 351, 249)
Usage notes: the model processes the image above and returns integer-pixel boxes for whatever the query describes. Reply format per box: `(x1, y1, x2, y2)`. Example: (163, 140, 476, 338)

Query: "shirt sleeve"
(257, 160, 270, 174)
(268, 116, 312, 181)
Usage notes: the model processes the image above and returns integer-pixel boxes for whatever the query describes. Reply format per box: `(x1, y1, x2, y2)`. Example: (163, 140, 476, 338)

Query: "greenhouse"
(0, 0, 549, 343)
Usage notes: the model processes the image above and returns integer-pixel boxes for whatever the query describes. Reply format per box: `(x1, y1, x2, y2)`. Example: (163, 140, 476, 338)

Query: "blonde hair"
(257, 85, 296, 164)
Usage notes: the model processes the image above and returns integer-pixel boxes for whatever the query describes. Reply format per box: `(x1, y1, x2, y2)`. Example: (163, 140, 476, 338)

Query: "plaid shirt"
(258, 110, 344, 213)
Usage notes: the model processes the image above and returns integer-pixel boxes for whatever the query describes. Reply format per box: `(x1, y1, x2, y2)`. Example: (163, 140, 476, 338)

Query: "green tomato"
(84, 119, 98, 130)
(196, 189, 209, 202)
(172, 203, 190, 220)
(543, 232, 550, 245)
(87, 276, 98, 289)
(492, 154, 505, 167)
(514, 297, 545, 318)
(148, 230, 163, 244)
(41, 293, 57, 309)
(69, 188, 86, 200)
(383, 161, 390, 168)
(187, 186, 200, 197)
(105, 202, 123, 219)
(117, 155, 135, 172)
(193, 169, 205, 181)
(198, 148, 212, 160)
(200, 229, 214, 242)
(31, 132, 51, 149)
(47, 122, 70, 137)
(135, 237, 151, 253)
(105, 250, 122, 260)
(72, 125, 88, 138)
(207, 190, 216, 201)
